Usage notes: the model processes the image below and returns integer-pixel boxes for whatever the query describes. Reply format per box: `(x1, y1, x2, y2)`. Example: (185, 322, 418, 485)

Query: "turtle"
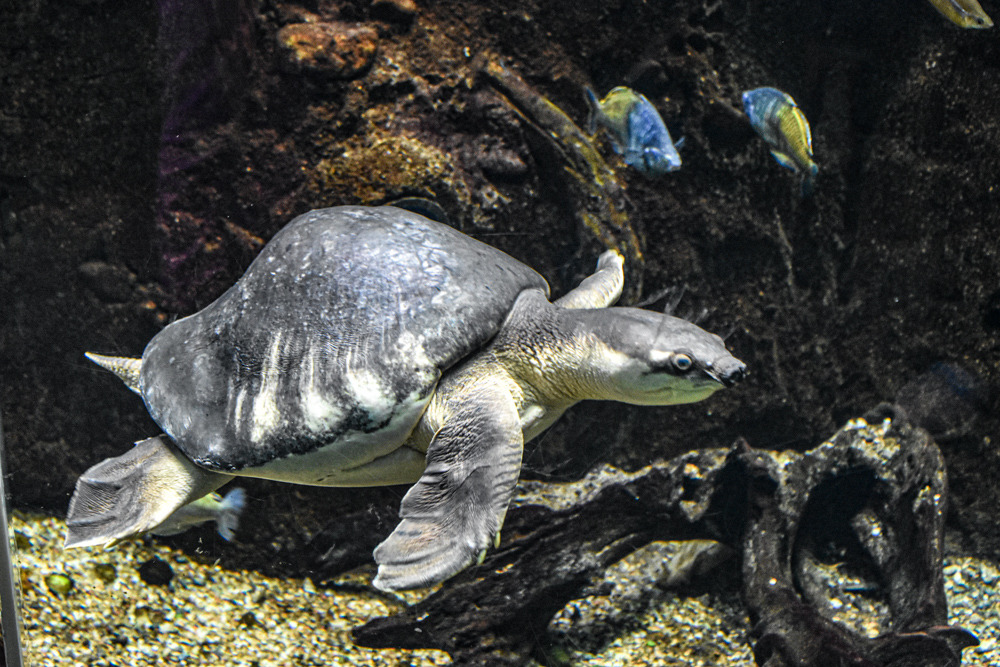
(66, 205, 746, 591)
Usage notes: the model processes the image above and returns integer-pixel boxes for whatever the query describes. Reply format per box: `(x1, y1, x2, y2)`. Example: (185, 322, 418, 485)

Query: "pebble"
(276, 22, 378, 78)
(44, 573, 73, 596)
(93, 563, 117, 583)
(138, 556, 174, 587)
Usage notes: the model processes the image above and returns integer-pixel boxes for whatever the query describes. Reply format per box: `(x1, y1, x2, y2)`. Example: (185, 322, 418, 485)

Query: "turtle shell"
(140, 206, 548, 475)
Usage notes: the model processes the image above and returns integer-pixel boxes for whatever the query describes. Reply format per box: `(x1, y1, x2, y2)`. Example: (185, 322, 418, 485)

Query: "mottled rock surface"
(277, 22, 379, 77)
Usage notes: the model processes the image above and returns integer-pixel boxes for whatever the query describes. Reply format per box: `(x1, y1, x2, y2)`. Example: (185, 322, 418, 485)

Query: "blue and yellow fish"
(585, 86, 683, 176)
(926, 0, 993, 28)
(742, 87, 818, 196)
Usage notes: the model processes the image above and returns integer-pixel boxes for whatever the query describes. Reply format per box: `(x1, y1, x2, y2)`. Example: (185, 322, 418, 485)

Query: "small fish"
(926, 0, 993, 28)
(585, 86, 683, 176)
(894, 362, 988, 441)
(742, 87, 818, 196)
(151, 487, 246, 541)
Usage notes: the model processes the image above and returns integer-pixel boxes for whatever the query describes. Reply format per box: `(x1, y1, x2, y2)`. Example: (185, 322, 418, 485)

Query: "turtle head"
(575, 308, 746, 406)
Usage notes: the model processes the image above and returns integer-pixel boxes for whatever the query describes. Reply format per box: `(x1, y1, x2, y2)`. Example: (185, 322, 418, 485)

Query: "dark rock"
(237, 611, 259, 628)
(14, 531, 31, 550)
(138, 556, 174, 587)
(981, 289, 1000, 330)
(276, 22, 378, 78)
(371, 0, 418, 22)
(92, 563, 117, 583)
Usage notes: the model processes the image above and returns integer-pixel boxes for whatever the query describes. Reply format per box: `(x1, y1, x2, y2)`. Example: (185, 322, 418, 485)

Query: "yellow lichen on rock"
(309, 132, 468, 207)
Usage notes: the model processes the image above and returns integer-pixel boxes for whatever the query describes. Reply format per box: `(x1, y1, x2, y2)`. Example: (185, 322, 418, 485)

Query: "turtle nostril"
(721, 364, 747, 387)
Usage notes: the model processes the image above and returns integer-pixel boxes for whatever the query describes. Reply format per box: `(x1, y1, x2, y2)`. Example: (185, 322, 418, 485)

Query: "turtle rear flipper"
(65, 435, 233, 548)
(372, 381, 523, 591)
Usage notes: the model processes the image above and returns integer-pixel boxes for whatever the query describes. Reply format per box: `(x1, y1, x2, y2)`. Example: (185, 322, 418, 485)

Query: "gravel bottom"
(13, 512, 450, 667)
(556, 588, 753, 667)
(10, 512, 1000, 666)
(557, 553, 1000, 666)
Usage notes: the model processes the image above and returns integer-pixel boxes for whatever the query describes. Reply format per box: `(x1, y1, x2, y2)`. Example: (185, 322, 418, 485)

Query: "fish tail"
(801, 165, 818, 198)
(584, 87, 601, 135)
(216, 487, 247, 541)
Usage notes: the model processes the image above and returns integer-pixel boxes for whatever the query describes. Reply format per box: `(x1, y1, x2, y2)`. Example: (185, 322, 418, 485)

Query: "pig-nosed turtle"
(66, 205, 746, 591)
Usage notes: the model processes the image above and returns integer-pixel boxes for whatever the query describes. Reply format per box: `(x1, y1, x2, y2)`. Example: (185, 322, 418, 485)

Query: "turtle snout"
(714, 359, 747, 388)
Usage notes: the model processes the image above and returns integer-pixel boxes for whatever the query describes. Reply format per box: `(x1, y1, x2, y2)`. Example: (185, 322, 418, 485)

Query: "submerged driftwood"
(345, 405, 977, 666)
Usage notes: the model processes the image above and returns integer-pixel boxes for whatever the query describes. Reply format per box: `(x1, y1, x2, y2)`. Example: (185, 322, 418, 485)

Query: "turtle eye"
(672, 353, 693, 373)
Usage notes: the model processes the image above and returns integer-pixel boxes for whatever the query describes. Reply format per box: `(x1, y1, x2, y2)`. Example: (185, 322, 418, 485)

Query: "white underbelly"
(239, 393, 431, 486)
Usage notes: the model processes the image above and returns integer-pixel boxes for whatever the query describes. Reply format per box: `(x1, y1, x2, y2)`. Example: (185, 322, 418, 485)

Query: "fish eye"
(672, 353, 693, 372)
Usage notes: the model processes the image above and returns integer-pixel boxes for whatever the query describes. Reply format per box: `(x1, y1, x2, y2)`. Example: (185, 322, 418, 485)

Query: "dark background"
(1, 0, 997, 572)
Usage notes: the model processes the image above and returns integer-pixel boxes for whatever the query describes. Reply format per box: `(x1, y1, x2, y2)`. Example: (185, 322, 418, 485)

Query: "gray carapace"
(66, 205, 746, 591)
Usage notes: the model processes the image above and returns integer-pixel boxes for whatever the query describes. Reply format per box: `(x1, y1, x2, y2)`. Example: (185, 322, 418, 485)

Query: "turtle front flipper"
(65, 435, 234, 548)
(372, 381, 523, 591)
(554, 249, 624, 309)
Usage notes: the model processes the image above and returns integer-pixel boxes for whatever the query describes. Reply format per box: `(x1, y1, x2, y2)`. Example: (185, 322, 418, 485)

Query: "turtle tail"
(65, 435, 233, 548)
(85, 352, 142, 394)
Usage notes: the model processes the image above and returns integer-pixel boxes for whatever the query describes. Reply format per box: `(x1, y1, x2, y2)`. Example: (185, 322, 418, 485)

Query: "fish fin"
(800, 177, 814, 198)
(584, 87, 601, 135)
(800, 165, 818, 198)
(623, 148, 646, 170)
(675, 136, 685, 150)
(625, 147, 681, 175)
(789, 107, 813, 152)
(770, 150, 799, 173)
(216, 487, 247, 541)
(644, 147, 681, 174)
